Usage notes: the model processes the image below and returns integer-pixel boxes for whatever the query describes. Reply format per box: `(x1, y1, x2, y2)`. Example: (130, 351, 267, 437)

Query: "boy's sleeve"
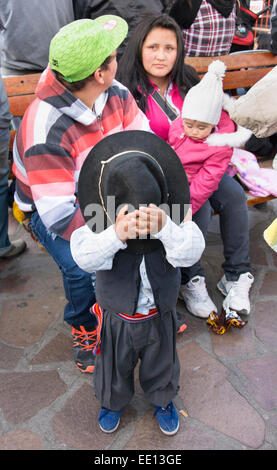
(154, 216, 205, 268)
(70, 224, 127, 273)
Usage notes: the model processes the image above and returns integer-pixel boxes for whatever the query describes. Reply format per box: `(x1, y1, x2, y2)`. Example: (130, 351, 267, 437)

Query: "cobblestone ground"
(0, 201, 277, 451)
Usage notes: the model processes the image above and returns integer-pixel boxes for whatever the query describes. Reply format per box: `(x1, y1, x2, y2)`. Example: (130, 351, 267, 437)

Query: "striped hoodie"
(13, 66, 150, 240)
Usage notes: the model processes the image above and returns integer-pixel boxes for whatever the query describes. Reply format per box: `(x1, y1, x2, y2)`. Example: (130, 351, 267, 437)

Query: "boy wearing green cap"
(12, 16, 151, 374)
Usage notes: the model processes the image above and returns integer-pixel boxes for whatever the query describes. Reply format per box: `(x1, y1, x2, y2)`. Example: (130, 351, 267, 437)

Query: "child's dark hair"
(117, 13, 199, 113)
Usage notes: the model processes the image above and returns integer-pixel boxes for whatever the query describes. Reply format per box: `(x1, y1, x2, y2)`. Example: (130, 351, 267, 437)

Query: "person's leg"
(30, 211, 97, 371)
(0, 138, 26, 258)
(139, 313, 180, 435)
(94, 312, 137, 432)
(209, 174, 254, 314)
(0, 139, 10, 253)
(210, 173, 252, 279)
(180, 201, 212, 285)
(179, 201, 216, 318)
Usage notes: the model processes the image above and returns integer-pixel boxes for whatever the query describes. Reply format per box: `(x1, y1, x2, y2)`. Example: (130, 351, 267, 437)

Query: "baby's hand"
(137, 204, 167, 235)
(114, 205, 139, 243)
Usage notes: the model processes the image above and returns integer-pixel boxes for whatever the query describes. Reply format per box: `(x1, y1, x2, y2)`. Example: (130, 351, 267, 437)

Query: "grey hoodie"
(0, 15, 11, 139)
(0, 0, 74, 75)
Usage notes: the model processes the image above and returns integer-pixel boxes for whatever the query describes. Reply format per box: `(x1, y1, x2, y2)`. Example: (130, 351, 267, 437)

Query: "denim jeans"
(181, 173, 252, 284)
(0, 138, 12, 255)
(30, 211, 97, 329)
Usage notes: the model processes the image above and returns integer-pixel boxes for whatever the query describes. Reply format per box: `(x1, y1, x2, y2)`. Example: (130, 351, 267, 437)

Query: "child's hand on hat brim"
(114, 205, 139, 243)
(137, 204, 167, 235)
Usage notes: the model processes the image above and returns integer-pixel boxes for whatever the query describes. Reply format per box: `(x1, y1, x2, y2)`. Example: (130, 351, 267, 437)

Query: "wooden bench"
(186, 50, 277, 207)
(4, 73, 41, 152)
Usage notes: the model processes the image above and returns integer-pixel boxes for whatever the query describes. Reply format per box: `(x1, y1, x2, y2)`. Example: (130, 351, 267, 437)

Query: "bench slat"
(186, 51, 277, 74)
(8, 94, 37, 117)
(4, 73, 41, 96)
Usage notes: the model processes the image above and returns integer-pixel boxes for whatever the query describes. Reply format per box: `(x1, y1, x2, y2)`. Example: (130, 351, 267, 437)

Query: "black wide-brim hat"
(78, 130, 190, 252)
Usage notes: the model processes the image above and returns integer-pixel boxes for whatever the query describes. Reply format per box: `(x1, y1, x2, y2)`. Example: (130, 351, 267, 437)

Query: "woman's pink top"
(144, 80, 183, 141)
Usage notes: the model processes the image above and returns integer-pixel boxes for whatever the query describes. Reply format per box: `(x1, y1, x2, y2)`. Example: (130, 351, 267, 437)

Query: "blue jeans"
(181, 173, 252, 284)
(0, 138, 12, 255)
(30, 211, 97, 329)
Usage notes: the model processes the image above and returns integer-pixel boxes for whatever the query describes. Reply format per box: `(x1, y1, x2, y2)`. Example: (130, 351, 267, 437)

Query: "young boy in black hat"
(70, 130, 205, 435)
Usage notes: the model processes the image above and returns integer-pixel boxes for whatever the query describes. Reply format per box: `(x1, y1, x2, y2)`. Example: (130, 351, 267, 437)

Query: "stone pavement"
(0, 201, 277, 451)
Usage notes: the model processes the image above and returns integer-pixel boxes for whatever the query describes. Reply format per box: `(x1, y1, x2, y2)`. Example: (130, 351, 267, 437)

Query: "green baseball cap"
(49, 16, 128, 82)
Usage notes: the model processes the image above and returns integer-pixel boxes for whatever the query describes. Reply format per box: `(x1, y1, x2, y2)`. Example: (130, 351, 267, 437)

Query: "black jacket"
(77, 1, 170, 60)
(169, 0, 236, 29)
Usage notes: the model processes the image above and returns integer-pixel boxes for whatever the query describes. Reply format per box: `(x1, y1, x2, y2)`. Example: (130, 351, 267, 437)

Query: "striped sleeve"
(24, 142, 84, 240)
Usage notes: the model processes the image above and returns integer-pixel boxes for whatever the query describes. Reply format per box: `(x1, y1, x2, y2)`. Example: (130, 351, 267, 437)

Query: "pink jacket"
(144, 81, 183, 141)
(168, 111, 235, 214)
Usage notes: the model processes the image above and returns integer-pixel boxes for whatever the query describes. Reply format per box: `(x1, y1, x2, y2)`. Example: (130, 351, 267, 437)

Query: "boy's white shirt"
(70, 216, 205, 315)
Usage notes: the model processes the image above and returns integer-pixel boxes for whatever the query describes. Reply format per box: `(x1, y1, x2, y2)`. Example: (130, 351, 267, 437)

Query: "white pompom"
(208, 60, 226, 80)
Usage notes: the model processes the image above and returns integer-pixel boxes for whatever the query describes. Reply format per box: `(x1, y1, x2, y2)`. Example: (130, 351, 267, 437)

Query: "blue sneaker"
(154, 401, 179, 435)
(98, 407, 122, 433)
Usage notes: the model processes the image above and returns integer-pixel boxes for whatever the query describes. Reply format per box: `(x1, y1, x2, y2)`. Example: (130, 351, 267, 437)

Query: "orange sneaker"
(72, 325, 97, 373)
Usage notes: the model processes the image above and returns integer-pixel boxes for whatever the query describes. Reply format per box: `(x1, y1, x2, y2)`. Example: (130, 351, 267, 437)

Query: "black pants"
(94, 310, 180, 411)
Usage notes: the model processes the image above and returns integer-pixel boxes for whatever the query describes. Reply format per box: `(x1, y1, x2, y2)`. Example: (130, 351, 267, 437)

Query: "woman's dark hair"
(117, 13, 199, 113)
(55, 54, 113, 92)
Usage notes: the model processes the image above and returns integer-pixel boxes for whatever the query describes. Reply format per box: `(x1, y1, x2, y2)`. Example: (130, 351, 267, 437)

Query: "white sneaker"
(217, 272, 254, 315)
(179, 276, 217, 319)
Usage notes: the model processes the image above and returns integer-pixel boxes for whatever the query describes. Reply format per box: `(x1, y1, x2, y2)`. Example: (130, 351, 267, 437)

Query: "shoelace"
(227, 277, 252, 300)
(189, 278, 209, 301)
(72, 327, 97, 351)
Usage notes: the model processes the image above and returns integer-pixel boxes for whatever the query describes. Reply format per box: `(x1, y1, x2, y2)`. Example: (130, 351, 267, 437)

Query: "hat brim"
(78, 130, 190, 231)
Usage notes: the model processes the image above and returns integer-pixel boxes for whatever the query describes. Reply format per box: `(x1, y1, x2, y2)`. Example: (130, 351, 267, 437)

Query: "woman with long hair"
(117, 13, 199, 141)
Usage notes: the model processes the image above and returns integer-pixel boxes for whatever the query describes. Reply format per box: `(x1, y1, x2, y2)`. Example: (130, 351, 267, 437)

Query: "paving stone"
(249, 243, 268, 266)
(0, 270, 63, 295)
(0, 297, 64, 347)
(178, 342, 265, 448)
(124, 409, 217, 450)
(210, 322, 255, 358)
(52, 383, 136, 450)
(0, 430, 41, 450)
(176, 307, 207, 343)
(268, 414, 277, 428)
(0, 342, 23, 370)
(260, 270, 277, 296)
(0, 371, 67, 424)
(30, 333, 73, 365)
(237, 356, 277, 411)
(254, 300, 277, 349)
(0, 273, 35, 295)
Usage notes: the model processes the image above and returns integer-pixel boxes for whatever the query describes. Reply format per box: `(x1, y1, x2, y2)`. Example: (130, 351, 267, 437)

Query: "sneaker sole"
(99, 418, 120, 433)
(177, 323, 187, 334)
(75, 362, 95, 373)
(158, 420, 179, 436)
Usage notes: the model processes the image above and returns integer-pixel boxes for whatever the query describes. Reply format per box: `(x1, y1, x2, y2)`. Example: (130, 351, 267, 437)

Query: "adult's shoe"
(217, 272, 254, 315)
(179, 276, 217, 319)
(0, 239, 26, 259)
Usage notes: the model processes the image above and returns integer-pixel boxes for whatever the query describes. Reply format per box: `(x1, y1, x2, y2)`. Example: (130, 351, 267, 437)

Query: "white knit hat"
(182, 60, 226, 126)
